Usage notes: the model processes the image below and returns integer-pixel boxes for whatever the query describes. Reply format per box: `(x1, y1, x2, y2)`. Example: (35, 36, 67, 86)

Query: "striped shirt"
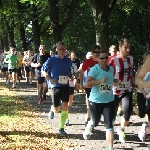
(109, 55, 133, 95)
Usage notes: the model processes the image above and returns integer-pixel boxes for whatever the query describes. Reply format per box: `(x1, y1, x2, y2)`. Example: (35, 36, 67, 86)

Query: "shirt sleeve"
(41, 57, 52, 72)
(87, 66, 96, 79)
(82, 60, 88, 72)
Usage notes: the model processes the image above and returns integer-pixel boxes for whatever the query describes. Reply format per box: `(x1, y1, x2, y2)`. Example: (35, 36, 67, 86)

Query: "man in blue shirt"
(41, 42, 72, 135)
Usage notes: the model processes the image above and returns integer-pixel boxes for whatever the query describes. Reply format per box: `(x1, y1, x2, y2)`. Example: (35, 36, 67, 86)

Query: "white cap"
(86, 52, 92, 59)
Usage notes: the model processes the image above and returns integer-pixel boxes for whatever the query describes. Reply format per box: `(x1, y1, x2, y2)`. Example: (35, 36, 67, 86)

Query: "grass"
(0, 84, 80, 150)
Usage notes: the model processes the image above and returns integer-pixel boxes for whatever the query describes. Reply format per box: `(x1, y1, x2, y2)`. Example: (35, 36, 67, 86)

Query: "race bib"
(99, 84, 112, 93)
(58, 76, 69, 84)
(117, 82, 129, 90)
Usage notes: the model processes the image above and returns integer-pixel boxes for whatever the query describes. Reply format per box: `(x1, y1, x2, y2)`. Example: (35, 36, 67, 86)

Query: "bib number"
(58, 76, 69, 84)
(117, 82, 129, 90)
(99, 84, 112, 93)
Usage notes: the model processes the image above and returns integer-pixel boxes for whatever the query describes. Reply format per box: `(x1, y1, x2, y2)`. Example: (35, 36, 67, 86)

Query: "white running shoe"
(116, 127, 126, 143)
(138, 122, 148, 142)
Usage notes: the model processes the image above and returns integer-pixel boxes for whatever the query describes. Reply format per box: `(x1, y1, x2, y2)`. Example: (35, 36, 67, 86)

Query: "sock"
(108, 146, 113, 150)
(66, 106, 70, 120)
(60, 111, 68, 129)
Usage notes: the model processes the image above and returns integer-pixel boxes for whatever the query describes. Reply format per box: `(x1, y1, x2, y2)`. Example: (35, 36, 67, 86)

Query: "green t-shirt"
(5, 54, 19, 69)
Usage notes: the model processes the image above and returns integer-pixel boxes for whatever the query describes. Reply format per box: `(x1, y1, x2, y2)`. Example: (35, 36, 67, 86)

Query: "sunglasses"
(39, 49, 44, 50)
(99, 56, 108, 60)
(92, 51, 100, 53)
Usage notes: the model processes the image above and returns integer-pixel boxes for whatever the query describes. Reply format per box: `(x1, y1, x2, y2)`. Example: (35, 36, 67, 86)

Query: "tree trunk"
(48, 0, 80, 45)
(90, 0, 109, 50)
(8, 28, 16, 48)
(89, 0, 117, 50)
(3, 35, 9, 52)
(20, 25, 28, 51)
(0, 39, 4, 50)
(32, 5, 41, 53)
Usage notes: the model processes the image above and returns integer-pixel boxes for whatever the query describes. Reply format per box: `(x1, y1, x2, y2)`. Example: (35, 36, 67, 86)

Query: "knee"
(62, 102, 68, 110)
(53, 106, 60, 113)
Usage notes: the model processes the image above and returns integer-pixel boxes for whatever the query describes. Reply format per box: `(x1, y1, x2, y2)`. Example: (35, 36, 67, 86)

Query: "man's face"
(39, 46, 46, 54)
(71, 52, 76, 60)
(10, 49, 15, 54)
(119, 42, 130, 57)
(56, 44, 66, 56)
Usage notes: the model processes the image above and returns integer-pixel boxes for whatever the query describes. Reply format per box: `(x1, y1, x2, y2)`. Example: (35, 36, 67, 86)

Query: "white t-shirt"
(69, 63, 78, 87)
(23, 55, 33, 66)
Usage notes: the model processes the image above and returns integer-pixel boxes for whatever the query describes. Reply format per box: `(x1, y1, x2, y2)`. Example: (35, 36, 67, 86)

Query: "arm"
(135, 57, 150, 88)
(86, 76, 107, 88)
(31, 54, 41, 68)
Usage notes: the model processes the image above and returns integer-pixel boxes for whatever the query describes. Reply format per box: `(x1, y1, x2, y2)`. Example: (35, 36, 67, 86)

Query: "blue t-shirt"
(41, 55, 72, 88)
(88, 64, 114, 103)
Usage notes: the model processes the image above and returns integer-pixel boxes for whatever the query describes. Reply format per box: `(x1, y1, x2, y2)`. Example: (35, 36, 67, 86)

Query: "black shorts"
(2, 67, 8, 72)
(69, 87, 74, 95)
(37, 77, 45, 84)
(51, 86, 69, 107)
(8, 68, 17, 74)
(85, 88, 91, 99)
(90, 101, 114, 129)
(25, 66, 32, 73)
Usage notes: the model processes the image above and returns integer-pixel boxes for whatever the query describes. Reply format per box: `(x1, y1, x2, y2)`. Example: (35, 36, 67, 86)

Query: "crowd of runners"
(0, 39, 150, 150)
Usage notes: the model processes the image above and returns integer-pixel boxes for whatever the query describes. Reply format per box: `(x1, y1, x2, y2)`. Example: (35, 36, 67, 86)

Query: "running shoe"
(65, 119, 69, 126)
(48, 111, 54, 119)
(59, 128, 67, 136)
(12, 84, 16, 89)
(116, 127, 126, 143)
(138, 122, 148, 142)
(83, 124, 92, 140)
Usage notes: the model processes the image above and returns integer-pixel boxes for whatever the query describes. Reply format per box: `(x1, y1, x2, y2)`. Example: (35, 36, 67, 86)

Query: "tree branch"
(62, 0, 81, 31)
(108, 0, 117, 15)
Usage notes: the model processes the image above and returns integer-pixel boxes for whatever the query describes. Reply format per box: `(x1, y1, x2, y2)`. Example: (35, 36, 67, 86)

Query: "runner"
(31, 45, 50, 104)
(1, 53, 9, 84)
(23, 50, 33, 84)
(135, 51, 150, 141)
(41, 41, 72, 135)
(80, 45, 100, 126)
(83, 50, 115, 150)
(109, 38, 133, 143)
(4, 47, 19, 88)
(65, 62, 79, 126)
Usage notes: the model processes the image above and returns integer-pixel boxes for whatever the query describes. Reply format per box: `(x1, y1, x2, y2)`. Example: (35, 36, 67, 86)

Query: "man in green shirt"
(4, 47, 19, 88)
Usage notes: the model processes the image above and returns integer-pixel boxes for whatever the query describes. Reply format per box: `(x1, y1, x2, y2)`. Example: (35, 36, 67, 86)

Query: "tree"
(48, 0, 81, 45)
(89, 0, 117, 50)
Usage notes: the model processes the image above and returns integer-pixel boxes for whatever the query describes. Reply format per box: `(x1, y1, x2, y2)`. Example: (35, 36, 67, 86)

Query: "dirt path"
(2, 78, 150, 150)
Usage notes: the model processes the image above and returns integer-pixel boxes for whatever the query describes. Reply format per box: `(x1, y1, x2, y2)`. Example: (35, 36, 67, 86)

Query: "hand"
(113, 79, 121, 86)
(50, 78, 57, 84)
(37, 63, 41, 67)
(100, 77, 107, 84)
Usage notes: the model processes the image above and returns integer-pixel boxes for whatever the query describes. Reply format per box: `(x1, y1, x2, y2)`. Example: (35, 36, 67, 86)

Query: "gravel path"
(2, 78, 150, 150)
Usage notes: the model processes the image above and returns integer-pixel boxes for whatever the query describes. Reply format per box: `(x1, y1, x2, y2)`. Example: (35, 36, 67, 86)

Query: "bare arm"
(135, 57, 150, 88)
(85, 76, 107, 88)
